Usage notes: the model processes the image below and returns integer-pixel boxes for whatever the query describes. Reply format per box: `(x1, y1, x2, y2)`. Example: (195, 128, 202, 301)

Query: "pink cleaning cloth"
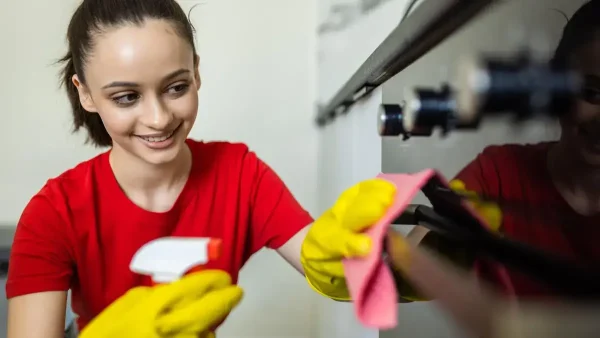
(341, 169, 513, 329)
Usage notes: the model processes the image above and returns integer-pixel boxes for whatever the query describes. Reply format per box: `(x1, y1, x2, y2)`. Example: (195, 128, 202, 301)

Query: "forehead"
(571, 31, 600, 75)
(85, 19, 194, 86)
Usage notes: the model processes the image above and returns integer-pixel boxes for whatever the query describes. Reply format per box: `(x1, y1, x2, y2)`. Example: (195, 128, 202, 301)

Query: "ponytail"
(550, 0, 600, 69)
(58, 51, 112, 147)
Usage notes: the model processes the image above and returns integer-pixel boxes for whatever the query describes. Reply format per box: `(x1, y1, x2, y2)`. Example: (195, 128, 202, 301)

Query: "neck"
(548, 141, 600, 215)
(109, 144, 192, 193)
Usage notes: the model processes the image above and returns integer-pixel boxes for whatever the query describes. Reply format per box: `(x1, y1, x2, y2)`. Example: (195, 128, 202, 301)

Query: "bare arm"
(276, 225, 310, 275)
(8, 291, 67, 338)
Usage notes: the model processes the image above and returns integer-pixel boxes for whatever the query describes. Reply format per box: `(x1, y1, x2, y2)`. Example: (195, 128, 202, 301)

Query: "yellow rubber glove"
(448, 180, 502, 232)
(301, 178, 396, 300)
(79, 270, 243, 338)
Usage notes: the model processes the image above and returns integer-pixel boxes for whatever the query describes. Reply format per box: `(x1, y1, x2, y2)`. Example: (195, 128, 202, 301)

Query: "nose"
(141, 96, 174, 130)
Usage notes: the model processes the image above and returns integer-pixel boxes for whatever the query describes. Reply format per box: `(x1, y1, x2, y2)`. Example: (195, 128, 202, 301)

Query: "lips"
(135, 124, 181, 143)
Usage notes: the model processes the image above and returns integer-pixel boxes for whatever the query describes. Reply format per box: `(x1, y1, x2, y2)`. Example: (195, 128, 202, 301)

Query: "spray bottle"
(130, 236, 222, 285)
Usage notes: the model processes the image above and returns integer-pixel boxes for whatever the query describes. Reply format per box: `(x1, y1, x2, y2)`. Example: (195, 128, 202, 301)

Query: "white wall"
(184, 1, 319, 337)
(315, 1, 414, 337)
(315, 88, 385, 338)
(0, 0, 319, 337)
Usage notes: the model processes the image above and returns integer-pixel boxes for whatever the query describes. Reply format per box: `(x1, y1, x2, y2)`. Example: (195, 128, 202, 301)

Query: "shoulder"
(455, 142, 552, 195)
(473, 142, 551, 177)
(24, 152, 108, 220)
(477, 142, 551, 164)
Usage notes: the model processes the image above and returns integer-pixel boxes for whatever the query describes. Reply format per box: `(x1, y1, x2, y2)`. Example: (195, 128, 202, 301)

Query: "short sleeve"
(245, 152, 314, 252)
(5, 191, 74, 299)
(453, 146, 503, 197)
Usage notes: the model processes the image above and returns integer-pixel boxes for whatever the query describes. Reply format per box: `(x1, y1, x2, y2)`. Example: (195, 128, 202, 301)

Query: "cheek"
(170, 92, 199, 119)
(95, 104, 137, 137)
(574, 100, 600, 122)
(563, 100, 598, 128)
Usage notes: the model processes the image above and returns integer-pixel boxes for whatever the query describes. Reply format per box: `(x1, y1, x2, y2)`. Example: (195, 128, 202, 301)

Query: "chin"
(131, 134, 188, 166)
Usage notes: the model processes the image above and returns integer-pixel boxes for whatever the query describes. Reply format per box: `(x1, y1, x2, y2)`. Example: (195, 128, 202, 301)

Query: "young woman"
(400, 0, 600, 301)
(5, 0, 397, 337)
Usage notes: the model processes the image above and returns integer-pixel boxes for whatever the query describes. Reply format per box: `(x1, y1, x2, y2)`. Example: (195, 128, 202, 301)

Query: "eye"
(112, 93, 140, 106)
(167, 83, 190, 96)
(581, 87, 600, 105)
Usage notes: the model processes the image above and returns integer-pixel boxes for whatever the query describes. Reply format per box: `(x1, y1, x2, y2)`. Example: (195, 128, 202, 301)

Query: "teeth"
(140, 130, 174, 143)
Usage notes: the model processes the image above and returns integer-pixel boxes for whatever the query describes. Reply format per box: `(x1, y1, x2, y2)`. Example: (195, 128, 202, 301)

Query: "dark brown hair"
(59, 0, 197, 147)
(551, 0, 600, 69)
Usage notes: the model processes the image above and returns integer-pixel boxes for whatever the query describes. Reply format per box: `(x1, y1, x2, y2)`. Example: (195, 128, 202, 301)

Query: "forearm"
(276, 225, 309, 275)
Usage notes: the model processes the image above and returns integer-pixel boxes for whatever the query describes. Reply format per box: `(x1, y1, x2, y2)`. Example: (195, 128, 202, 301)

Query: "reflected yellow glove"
(79, 270, 243, 338)
(301, 178, 396, 300)
(449, 180, 502, 232)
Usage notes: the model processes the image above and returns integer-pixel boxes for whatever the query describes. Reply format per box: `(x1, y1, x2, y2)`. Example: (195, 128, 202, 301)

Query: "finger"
(171, 334, 203, 338)
(448, 179, 466, 191)
(156, 286, 244, 335)
(102, 287, 151, 315)
(302, 258, 346, 279)
(332, 179, 396, 218)
(358, 178, 397, 195)
(340, 194, 394, 232)
(173, 331, 215, 338)
(171, 332, 215, 338)
(449, 180, 479, 201)
(334, 178, 394, 203)
(305, 226, 372, 258)
(150, 270, 233, 313)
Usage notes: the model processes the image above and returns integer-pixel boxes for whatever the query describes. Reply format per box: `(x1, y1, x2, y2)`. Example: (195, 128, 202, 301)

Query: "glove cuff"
(305, 274, 352, 301)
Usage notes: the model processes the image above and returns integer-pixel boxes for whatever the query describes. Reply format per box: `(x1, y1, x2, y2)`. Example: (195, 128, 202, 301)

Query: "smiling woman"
(67, 18, 200, 168)
(5, 0, 315, 337)
(5, 1, 402, 337)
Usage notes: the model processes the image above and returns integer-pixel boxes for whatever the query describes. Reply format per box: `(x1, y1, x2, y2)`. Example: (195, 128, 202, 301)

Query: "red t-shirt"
(455, 142, 600, 298)
(6, 139, 313, 330)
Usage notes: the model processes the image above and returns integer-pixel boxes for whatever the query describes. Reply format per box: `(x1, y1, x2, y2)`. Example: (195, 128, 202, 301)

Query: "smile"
(135, 124, 181, 143)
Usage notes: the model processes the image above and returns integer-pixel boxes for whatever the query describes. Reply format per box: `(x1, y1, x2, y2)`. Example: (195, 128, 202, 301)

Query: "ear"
(72, 74, 98, 113)
(194, 54, 201, 91)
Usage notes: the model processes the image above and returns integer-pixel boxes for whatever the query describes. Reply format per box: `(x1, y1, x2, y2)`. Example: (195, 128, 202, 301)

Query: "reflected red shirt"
(455, 142, 600, 298)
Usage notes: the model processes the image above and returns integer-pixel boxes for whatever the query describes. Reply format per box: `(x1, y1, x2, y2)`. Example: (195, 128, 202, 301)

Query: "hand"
(449, 180, 502, 232)
(79, 270, 244, 338)
(301, 178, 396, 300)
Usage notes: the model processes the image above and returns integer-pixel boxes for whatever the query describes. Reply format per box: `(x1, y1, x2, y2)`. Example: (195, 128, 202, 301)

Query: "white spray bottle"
(130, 236, 222, 285)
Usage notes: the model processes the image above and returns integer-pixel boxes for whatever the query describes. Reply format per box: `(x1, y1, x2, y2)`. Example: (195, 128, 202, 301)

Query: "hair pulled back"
(59, 0, 197, 147)
(551, 0, 600, 69)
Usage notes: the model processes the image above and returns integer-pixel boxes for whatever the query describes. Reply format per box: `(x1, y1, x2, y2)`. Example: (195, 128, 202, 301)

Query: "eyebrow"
(101, 69, 191, 89)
